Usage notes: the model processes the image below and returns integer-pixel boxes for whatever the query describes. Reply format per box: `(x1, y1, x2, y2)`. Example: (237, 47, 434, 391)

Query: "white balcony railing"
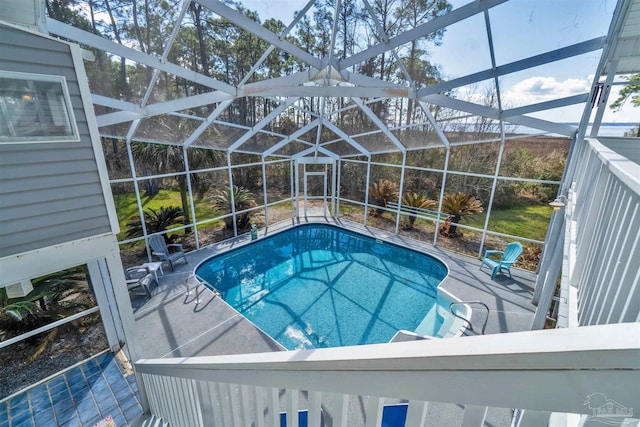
(533, 136, 639, 330)
(135, 322, 640, 427)
(569, 137, 640, 326)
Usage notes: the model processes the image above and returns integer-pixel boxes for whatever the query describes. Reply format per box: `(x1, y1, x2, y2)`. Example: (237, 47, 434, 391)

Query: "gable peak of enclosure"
(40, 0, 635, 158)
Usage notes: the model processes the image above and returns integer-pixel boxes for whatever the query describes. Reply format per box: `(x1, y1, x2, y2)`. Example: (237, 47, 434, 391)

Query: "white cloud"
(502, 76, 591, 107)
(499, 76, 639, 126)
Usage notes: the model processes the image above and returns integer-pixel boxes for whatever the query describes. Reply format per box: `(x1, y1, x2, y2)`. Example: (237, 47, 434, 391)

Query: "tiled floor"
(0, 351, 143, 427)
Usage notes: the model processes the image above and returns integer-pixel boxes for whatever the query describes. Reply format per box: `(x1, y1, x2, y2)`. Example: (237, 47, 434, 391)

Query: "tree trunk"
(448, 215, 462, 236)
(178, 181, 192, 234)
(406, 40, 416, 126)
(132, 1, 146, 53)
(191, 4, 211, 77)
(104, 0, 129, 101)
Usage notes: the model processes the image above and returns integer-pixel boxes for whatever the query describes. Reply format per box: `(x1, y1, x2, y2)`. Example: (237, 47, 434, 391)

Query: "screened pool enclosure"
(42, 0, 637, 270)
(1, 0, 639, 424)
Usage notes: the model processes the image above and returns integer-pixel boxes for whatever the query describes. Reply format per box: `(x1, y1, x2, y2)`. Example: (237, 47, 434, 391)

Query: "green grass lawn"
(465, 204, 552, 241)
(113, 189, 220, 239)
(336, 201, 550, 241)
(113, 190, 551, 243)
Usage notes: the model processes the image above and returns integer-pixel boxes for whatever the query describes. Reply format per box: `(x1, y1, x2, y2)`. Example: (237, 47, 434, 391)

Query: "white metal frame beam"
(239, 70, 320, 93)
(124, 0, 194, 145)
(351, 98, 406, 152)
(184, 100, 234, 148)
(227, 98, 299, 152)
(236, 85, 411, 98)
(263, 118, 321, 157)
(417, 100, 450, 148)
(237, 0, 317, 87)
(359, 0, 413, 83)
(421, 94, 577, 136)
(96, 91, 234, 127)
(417, 37, 606, 98)
(92, 95, 142, 114)
(340, 70, 409, 89)
(340, 0, 508, 69)
(196, 0, 322, 69)
(47, 19, 236, 94)
(293, 146, 339, 160)
(322, 119, 370, 157)
(501, 94, 589, 118)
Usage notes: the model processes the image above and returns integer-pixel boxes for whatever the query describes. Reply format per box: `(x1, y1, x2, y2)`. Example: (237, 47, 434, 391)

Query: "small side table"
(142, 262, 164, 281)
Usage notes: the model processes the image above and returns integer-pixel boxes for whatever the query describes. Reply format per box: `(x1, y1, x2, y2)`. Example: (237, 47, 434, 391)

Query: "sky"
(240, 0, 637, 126)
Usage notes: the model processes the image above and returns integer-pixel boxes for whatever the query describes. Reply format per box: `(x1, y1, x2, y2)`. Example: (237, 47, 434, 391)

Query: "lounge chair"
(148, 235, 188, 271)
(125, 266, 157, 298)
(480, 242, 523, 280)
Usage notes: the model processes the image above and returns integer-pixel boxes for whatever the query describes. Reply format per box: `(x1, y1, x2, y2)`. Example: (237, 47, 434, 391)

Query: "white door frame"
(304, 170, 327, 217)
(295, 157, 335, 218)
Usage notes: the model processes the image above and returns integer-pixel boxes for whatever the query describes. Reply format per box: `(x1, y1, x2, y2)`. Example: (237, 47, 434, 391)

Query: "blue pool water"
(195, 224, 448, 350)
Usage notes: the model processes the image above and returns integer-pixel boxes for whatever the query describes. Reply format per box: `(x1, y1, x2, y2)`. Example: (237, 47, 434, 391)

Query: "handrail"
(450, 301, 490, 335)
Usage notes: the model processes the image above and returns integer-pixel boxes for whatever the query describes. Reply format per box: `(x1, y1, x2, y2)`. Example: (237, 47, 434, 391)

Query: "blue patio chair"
(148, 235, 188, 271)
(480, 242, 523, 280)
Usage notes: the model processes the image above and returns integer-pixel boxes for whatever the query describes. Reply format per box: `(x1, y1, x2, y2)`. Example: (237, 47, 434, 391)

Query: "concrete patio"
(128, 217, 538, 361)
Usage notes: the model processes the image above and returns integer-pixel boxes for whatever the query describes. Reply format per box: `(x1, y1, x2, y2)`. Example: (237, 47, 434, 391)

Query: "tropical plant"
(401, 192, 437, 229)
(211, 186, 257, 231)
(0, 267, 94, 362)
(440, 192, 484, 237)
(130, 141, 221, 232)
(369, 179, 398, 215)
(126, 206, 185, 240)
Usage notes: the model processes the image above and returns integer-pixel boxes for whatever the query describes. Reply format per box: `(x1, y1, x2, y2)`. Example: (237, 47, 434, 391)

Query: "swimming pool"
(195, 224, 458, 350)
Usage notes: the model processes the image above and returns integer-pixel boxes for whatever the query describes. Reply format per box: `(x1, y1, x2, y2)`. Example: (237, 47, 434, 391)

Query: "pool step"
(279, 403, 409, 427)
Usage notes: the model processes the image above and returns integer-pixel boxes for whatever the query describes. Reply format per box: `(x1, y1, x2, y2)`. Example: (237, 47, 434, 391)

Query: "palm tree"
(126, 206, 185, 241)
(401, 192, 437, 230)
(369, 179, 398, 215)
(212, 186, 257, 231)
(440, 192, 483, 237)
(131, 140, 221, 233)
(0, 267, 94, 362)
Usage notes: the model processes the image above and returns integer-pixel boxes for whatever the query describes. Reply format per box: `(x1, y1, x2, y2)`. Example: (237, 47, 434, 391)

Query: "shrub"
(440, 192, 484, 237)
(126, 206, 185, 240)
(401, 192, 437, 230)
(0, 267, 94, 361)
(211, 186, 257, 231)
(369, 179, 398, 215)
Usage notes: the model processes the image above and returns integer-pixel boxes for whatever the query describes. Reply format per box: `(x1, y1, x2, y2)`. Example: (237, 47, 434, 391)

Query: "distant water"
(585, 124, 639, 137)
(511, 123, 638, 138)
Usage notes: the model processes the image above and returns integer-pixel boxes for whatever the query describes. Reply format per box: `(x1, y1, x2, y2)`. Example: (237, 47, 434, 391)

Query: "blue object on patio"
(480, 242, 523, 279)
(148, 235, 188, 271)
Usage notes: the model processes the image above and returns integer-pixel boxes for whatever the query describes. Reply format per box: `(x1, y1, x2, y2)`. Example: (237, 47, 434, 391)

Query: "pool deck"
(130, 216, 538, 360)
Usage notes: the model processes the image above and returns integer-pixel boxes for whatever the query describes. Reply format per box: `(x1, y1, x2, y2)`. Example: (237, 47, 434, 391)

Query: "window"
(0, 71, 80, 143)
